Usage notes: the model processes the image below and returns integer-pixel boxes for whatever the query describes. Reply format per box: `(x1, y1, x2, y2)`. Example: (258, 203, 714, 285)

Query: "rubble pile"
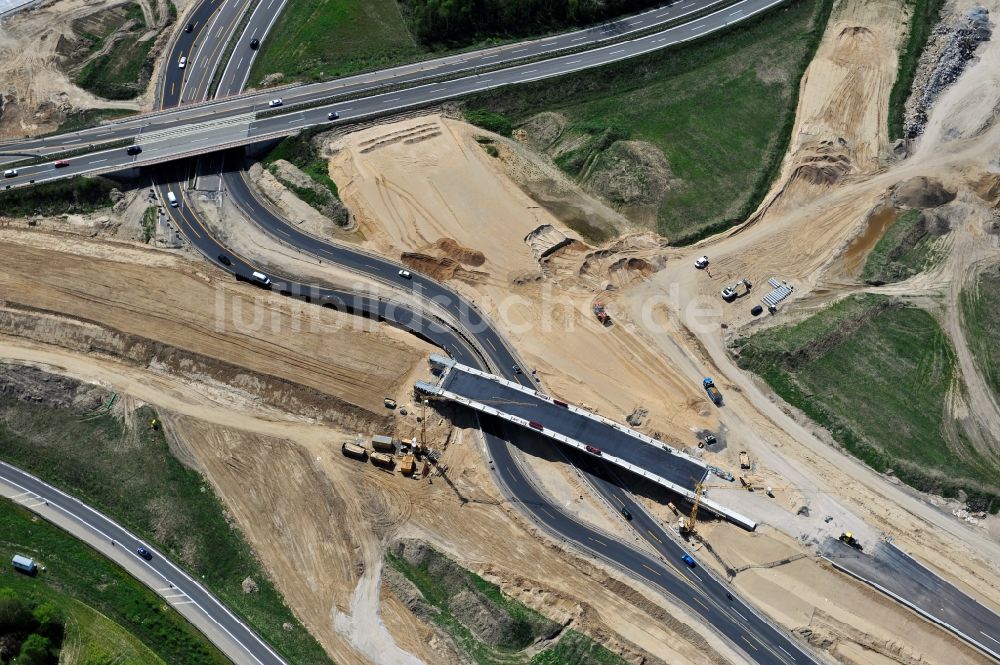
(904, 6, 991, 138)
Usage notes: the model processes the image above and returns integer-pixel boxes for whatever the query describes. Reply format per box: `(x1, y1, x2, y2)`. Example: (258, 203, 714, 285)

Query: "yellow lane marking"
(613, 494, 625, 506)
(646, 529, 662, 544)
(641, 563, 661, 577)
(693, 596, 710, 611)
(741, 635, 758, 652)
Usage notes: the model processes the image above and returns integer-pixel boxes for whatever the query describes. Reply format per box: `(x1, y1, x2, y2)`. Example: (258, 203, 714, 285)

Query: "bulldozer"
(839, 532, 863, 551)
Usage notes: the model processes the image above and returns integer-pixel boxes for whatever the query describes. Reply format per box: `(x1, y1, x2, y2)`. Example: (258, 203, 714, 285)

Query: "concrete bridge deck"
(416, 355, 755, 530)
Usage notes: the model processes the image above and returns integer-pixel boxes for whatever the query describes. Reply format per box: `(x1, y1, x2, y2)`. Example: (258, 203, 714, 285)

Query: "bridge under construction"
(416, 355, 755, 530)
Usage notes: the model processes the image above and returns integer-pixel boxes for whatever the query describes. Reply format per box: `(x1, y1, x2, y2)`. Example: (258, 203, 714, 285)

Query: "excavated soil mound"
(972, 172, 1000, 207)
(891, 176, 957, 208)
(434, 238, 486, 267)
(790, 139, 853, 186)
(401, 253, 488, 283)
(609, 257, 654, 279)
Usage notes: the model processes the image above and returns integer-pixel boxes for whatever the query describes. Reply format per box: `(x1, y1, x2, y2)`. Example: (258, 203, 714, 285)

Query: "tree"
(30, 603, 63, 645)
(15, 634, 53, 665)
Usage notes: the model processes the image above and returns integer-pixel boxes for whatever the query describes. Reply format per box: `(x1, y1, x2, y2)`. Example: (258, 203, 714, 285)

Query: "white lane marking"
(171, 599, 197, 606)
(571, 35, 586, 41)
(190, 137, 210, 143)
(981, 632, 1000, 646)
(610, 49, 625, 54)
(733, 609, 748, 621)
(384, 97, 399, 102)
(91, 158, 107, 163)
(237, 57, 244, 69)
(94, 131, 111, 137)
(730, 8, 743, 15)
(480, 78, 492, 83)
(522, 69, 536, 74)
(483, 54, 499, 59)
(691, 572, 703, 582)
(511, 48, 526, 53)
(779, 646, 793, 657)
(690, 22, 706, 30)
(566, 59, 581, 64)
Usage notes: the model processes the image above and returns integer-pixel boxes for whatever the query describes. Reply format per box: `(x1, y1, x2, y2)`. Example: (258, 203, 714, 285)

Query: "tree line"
(401, 0, 664, 45)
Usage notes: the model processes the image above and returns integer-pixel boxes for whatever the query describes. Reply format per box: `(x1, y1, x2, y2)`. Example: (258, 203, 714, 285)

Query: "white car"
(3, 169, 17, 178)
(251, 270, 272, 287)
(178, 56, 187, 69)
(694, 255, 709, 269)
(268, 98, 283, 108)
(398, 269, 412, 279)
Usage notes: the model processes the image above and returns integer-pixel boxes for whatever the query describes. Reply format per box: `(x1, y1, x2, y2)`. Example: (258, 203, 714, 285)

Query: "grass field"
(387, 546, 624, 665)
(0, 499, 223, 664)
(0, 177, 117, 216)
(734, 294, 1000, 513)
(962, 266, 1000, 406)
(463, 0, 831, 243)
(888, 0, 946, 139)
(861, 208, 941, 284)
(0, 396, 333, 664)
(72, 3, 158, 100)
(263, 130, 340, 200)
(248, 0, 423, 85)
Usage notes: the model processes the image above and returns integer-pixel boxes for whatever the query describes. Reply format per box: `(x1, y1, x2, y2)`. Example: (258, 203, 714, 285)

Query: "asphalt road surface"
(0, 0, 783, 185)
(823, 539, 1000, 662)
(440, 366, 709, 489)
(0, 461, 288, 665)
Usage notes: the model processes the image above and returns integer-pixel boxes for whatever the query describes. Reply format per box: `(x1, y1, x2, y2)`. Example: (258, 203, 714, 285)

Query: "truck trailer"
(372, 434, 396, 453)
(703, 378, 723, 406)
(11, 554, 37, 575)
(341, 442, 368, 461)
(370, 452, 395, 469)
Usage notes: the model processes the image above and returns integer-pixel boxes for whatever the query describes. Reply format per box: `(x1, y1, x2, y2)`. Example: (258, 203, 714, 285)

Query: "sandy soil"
(0, 228, 432, 418)
(0, 0, 184, 138)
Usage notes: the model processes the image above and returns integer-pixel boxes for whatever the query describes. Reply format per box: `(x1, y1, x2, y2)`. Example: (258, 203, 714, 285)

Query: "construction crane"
(682, 481, 705, 534)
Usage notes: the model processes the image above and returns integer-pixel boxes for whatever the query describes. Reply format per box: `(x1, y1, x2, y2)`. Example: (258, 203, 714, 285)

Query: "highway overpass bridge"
(416, 355, 756, 530)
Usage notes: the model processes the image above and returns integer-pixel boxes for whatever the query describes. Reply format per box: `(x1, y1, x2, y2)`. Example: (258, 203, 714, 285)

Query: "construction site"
(1, 0, 1000, 664)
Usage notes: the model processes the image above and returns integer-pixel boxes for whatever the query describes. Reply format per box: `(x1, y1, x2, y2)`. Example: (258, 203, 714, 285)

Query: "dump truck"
(341, 442, 368, 461)
(703, 378, 723, 406)
(11, 555, 36, 575)
(739, 451, 751, 469)
(400, 454, 416, 476)
(370, 452, 395, 469)
(839, 532, 863, 551)
(372, 434, 396, 453)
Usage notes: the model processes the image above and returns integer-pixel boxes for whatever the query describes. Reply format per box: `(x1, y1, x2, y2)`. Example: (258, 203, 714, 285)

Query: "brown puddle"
(840, 205, 898, 277)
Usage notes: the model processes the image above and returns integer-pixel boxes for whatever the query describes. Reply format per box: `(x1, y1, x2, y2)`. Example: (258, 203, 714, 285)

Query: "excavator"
(721, 278, 752, 302)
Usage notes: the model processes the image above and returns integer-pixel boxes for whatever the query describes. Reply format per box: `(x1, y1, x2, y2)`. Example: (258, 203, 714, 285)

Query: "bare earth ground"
(316, 0, 1000, 661)
(0, 0, 184, 138)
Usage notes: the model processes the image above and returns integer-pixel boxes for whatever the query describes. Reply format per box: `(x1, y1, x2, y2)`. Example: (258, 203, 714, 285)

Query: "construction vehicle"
(667, 502, 679, 516)
(341, 442, 368, 461)
(721, 278, 752, 302)
(400, 454, 416, 476)
(703, 378, 723, 406)
(370, 452, 395, 469)
(839, 532, 863, 551)
(593, 301, 612, 326)
(739, 451, 751, 469)
(681, 481, 706, 534)
(383, 397, 397, 409)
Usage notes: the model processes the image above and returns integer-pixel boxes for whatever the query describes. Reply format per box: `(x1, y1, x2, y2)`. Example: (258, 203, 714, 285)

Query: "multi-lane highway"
(0, 461, 288, 665)
(0, 0, 823, 662)
(0, 0, 783, 187)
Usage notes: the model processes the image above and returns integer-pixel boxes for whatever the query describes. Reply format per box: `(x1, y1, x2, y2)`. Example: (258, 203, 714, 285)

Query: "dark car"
(328, 110, 339, 120)
(620, 508, 632, 521)
(54, 160, 70, 168)
(218, 254, 232, 266)
(512, 364, 521, 374)
(681, 553, 696, 568)
(184, 22, 193, 32)
(127, 145, 142, 155)
(250, 38, 260, 49)
(136, 547, 153, 561)
(584, 445, 602, 455)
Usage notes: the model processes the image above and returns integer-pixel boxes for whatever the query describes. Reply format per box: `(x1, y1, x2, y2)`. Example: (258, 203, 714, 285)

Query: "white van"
(251, 271, 272, 287)
(167, 191, 178, 207)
